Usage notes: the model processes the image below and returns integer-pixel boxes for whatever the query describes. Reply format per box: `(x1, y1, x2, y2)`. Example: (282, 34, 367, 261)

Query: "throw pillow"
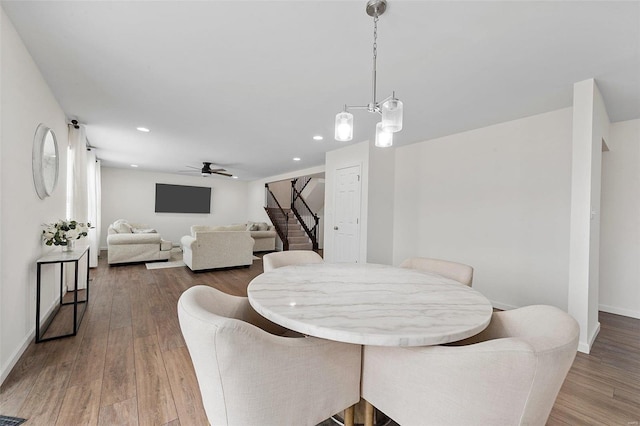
(250, 223, 260, 231)
(257, 222, 269, 231)
(114, 221, 132, 233)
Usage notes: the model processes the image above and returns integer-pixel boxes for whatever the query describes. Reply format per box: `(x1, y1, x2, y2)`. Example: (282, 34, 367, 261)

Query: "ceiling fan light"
(375, 122, 393, 147)
(381, 98, 403, 132)
(335, 111, 354, 141)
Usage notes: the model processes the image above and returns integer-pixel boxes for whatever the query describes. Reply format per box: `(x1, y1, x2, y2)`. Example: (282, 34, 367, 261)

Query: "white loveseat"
(107, 220, 172, 265)
(181, 225, 254, 271)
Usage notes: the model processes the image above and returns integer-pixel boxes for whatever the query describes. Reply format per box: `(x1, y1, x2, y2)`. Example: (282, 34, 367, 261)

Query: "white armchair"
(400, 257, 474, 286)
(178, 285, 361, 426)
(362, 305, 579, 426)
(262, 250, 324, 272)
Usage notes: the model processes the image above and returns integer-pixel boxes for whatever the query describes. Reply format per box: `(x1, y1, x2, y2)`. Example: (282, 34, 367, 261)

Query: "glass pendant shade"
(375, 122, 393, 147)
(335, 111, 354, 141)
(381, 98, 403, 132)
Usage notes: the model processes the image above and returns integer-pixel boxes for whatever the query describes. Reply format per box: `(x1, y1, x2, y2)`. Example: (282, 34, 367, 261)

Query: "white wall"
(366, 143, 395, 265)
(568, 79, 609, 353)
(393, 108, 573, 311)
(600, 119, 640, 319)
(267, 179, 291, 208)
(1, 8, 68, 383)
(100, 167, 249, 247)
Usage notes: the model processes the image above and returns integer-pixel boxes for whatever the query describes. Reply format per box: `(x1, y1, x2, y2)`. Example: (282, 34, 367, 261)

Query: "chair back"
(400, 257, 474, 286)
(178, 285, 361, 426)
(486, 305, 580, 425)
(263, 250, 323, 272)
(361, 305, 579, 426)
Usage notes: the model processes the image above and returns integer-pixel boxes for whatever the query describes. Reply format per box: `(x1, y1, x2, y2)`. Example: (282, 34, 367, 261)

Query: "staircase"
(264, 181, 317, 252)
(272, 209, 313, 251)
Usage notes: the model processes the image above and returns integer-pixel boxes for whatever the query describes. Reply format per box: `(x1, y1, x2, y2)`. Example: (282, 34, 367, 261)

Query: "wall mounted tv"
(155, 183, 211, 214)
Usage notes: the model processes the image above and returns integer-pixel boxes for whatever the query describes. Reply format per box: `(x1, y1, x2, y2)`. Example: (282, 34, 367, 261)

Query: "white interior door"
(333, 165, 361, 263)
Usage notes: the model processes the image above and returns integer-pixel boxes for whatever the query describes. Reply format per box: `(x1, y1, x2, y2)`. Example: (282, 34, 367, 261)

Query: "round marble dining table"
(247, 262, 493, 346)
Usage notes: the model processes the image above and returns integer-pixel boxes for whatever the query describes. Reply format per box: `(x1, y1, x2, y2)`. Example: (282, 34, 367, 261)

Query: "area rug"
(0, 416, 27, 426)
(146, 250, 260, 270)
(146, 248, 185, 270)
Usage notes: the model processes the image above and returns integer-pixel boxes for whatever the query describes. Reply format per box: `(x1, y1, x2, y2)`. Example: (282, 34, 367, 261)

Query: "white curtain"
(86, 152, 101, 267)
(66, 125, 89, 289)
(67, 125, 89, 222)
(67, 125, 102, 268)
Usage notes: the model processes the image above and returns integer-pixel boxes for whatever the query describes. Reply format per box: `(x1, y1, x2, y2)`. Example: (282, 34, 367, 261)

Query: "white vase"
(63, 239, 75, 252)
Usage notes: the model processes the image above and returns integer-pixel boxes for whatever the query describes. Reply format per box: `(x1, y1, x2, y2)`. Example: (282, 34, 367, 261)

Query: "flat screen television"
(155, 183, 211, 214)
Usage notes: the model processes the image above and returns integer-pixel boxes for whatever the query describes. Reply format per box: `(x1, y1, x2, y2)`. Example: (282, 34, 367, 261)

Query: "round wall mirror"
(32, 124, 59, 199)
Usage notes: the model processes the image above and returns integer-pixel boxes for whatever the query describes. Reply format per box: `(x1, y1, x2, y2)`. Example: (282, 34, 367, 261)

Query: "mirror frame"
(32, 123, 59, 200)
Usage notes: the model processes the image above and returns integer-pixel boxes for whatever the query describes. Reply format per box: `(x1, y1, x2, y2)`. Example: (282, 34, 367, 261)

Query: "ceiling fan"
(182, 162, 232, 177)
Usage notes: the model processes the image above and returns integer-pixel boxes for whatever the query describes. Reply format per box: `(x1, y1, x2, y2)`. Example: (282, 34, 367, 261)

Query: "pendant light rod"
(370, 15, 379, 112)
(334, 0, 403, 146)
(367, 0, 385, 111)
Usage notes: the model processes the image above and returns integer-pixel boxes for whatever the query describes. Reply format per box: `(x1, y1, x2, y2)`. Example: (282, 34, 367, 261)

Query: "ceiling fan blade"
(185, 165, 201, 170)
(210, 168, 226, 172)
(213, 171, 233, 177)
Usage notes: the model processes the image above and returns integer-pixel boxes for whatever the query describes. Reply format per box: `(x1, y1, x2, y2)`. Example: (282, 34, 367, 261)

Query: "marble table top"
(248, 263, 493, 346)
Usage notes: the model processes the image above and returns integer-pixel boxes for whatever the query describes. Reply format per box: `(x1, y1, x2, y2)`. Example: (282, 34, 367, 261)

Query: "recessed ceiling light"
(130, 164, 138, 168)
(136, 127, 150, 132)
(293, 157, 301, 161)
(313, 135, 323, 141)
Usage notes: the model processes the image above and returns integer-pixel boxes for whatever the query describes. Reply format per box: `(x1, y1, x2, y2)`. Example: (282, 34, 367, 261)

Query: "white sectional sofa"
(181, 225, 255, 271)
(244, 221, 277, 252)
(107, 220, 172, 265)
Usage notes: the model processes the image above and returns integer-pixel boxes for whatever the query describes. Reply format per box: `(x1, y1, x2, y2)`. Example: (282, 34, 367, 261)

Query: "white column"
(568, 79, 610, 353)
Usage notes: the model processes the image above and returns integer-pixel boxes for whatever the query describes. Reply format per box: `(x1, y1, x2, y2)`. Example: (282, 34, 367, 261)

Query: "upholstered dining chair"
(178, 285, 361, 426)
(400, 257, 474, 286)
(361, 305, 579, 426)
(262, 250, 324, 272)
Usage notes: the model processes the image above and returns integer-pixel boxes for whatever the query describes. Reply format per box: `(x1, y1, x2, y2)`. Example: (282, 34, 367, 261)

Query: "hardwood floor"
(1, 252, 639, 425)
(548, 311, 640, 425)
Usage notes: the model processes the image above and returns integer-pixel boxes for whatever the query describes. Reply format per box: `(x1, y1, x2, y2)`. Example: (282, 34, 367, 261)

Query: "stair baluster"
(264, 184, 289, 251)
(291, 178, 320, 250)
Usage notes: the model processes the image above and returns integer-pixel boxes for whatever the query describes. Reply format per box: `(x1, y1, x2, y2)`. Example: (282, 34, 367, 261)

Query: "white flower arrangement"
(42, 220, 90, 247)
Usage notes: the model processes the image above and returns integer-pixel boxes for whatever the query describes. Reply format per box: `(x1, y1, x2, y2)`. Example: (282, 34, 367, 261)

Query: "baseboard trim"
(0, 330, 34, 385)
(578, 321, 601, 354)
(1, 298, 59, 385)
(599, 304, 640, 320)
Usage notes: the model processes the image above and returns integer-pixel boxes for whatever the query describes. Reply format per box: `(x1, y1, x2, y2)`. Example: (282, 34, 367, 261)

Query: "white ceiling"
(3, 1, 639, 180)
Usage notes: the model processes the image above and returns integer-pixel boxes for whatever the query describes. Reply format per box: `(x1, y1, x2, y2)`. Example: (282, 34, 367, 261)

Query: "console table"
(36, 245, 90, 343)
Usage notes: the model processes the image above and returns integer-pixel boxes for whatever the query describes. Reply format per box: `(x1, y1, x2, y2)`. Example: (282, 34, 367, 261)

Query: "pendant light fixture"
(334, 0, 403, 147)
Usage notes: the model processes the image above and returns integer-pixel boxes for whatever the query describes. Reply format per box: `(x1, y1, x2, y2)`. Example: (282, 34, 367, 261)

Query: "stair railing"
(265, 184, 289, 250)
(291, 178, 320, 250)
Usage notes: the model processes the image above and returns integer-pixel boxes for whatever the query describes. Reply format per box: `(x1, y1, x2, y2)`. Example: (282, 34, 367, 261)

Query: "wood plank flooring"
(1, 252, 639, 425)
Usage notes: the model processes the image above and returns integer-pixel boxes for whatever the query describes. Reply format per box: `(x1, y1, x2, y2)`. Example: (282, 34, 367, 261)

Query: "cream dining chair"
(361, 305, 579, 426)
(400, 257, 474, 286)
(178, 285, 361, 426)
(262, 250, 324, 272)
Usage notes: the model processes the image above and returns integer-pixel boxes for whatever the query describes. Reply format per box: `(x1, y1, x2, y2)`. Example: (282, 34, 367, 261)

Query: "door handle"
(334, 226, 339, 230)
